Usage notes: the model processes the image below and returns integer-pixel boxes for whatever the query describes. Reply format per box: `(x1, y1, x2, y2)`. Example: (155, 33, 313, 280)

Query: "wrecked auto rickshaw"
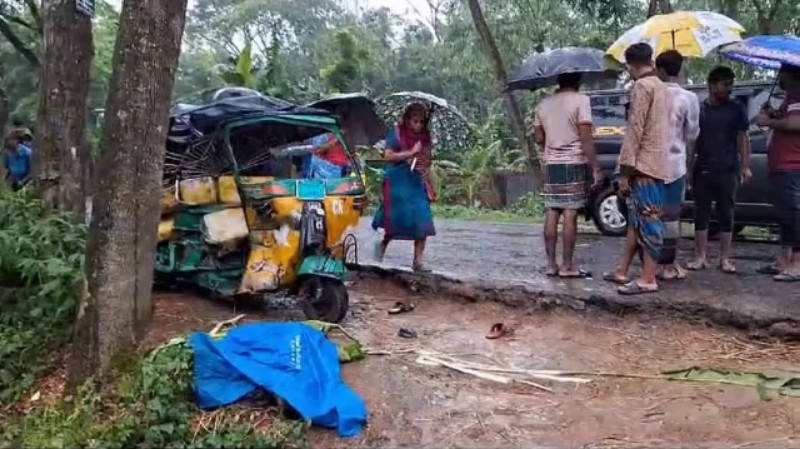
(155, 94, 366, 323)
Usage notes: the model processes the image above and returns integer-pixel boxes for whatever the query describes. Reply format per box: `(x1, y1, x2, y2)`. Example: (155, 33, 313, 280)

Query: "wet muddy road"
(149, 277, 800, 448)
(354, 218, 800, 333)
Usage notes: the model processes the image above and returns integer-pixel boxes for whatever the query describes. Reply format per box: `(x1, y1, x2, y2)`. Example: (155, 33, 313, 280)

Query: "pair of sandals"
(757, 264, 800, 282)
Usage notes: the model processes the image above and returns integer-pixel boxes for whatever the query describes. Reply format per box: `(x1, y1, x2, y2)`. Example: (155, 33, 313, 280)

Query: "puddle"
(147, 278, 800, 448)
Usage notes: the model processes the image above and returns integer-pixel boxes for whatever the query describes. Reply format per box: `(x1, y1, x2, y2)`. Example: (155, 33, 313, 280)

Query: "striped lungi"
(542, 163, 590, 210)
(659, 176, 685, 265)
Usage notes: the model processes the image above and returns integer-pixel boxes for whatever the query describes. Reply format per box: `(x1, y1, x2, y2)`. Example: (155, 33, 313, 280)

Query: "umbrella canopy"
(375, 91, 471, 154)
(606, 11, 744, 63)
(305, 93, 387, 147)
(506, 47, 619, 91)
(719, 35, 800, 70)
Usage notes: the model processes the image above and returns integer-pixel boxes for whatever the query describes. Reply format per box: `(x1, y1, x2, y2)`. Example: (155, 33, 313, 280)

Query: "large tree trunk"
(0, 78, 8, 180)
(463, 0, 540, 184)
(32, 0, 93, 218)
(68, 0, 189, 385)
(647, 0, 672, 17)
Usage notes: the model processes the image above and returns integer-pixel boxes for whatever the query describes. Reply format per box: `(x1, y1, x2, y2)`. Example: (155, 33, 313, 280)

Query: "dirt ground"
(146, 276, 800, 449)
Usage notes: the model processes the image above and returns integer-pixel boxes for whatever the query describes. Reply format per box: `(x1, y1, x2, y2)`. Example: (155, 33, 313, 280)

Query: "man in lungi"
(603, 43, 670, 295)
(533, 73, 603, 278)
(655, 50, 699, 281)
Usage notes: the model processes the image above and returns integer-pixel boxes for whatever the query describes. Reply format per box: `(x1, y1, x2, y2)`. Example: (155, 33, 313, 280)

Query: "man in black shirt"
(687, 66, 751, 273)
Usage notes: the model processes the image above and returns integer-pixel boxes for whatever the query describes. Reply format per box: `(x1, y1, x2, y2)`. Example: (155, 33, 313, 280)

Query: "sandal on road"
(412, 263, 432, 273)
(686, 260, 708, 271)
(658, 266, 687, 281)
(545, 266, 560, 277)
(757, 264, 782, 275)
(388, 302, 415, 315)
(486, 323, 511, 340)
(603, 272, 630, 285)
(398, 328, 418, 339)
(774, 271, 800, 283)
(719, 260, 737, 274)
(559, 269, 593, 279)
(618, 281, 659, 296)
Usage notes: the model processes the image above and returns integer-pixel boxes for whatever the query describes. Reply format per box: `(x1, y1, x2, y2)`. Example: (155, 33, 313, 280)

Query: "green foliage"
(0, 187, 85, 404)
(320, 28, 370, 93)
(222, 40, 257, 88)
(1, 340, 309, 448)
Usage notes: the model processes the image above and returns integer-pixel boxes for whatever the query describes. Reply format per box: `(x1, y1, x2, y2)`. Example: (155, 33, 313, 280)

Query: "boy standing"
(533, 73, 603, 278)
(655, 50, 700, 281)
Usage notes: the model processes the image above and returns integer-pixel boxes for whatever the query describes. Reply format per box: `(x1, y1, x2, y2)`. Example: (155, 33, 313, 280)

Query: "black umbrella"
(306, 93, 388, 148)
(506, 47, 620, 91)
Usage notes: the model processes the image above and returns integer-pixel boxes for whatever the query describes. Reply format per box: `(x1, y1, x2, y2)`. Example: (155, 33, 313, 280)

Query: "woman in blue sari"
(372, 103, 436, 271)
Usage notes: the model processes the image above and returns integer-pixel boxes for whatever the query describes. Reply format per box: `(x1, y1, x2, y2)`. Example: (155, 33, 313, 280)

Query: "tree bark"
(32, 0, 93, 218)
(464, 0, 540, 184)
(68, 0, 189, 386)
(647, 0, 672, 17)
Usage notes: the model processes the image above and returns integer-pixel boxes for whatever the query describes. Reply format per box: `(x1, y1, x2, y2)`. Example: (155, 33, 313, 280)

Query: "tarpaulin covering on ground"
(189, 322, 367, 437)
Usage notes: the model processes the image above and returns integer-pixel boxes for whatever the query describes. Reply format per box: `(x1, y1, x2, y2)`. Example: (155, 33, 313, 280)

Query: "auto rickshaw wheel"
(298, 276, 349, 323)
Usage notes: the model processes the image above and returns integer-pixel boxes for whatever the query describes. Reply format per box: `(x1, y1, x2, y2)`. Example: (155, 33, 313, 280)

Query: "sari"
(371, 125, 436, 240)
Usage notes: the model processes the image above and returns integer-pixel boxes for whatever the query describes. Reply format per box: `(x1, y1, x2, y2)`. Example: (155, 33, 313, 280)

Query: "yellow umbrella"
(606, 11, 744, 63)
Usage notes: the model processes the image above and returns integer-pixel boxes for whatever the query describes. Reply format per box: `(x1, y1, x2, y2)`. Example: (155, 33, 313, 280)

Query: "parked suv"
(585, 81, 785, 237)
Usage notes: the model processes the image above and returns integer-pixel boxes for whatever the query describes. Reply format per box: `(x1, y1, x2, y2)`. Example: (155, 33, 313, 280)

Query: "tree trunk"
(0, 78, 8, 179)
(647, 0, 672, 17)
(68, 0, 189, 386)
(463, 0, 540, 184)
(32, 0, 93, 218)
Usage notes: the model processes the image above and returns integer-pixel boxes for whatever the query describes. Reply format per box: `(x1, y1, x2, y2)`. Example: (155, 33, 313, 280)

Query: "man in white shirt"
(655, 50, 700, 280)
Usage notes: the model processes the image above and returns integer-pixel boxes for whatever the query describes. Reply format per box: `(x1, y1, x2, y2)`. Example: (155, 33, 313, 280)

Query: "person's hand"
(740, 167, 752, 184)
(618, 175, 631, 196)
(755, 109, 773, 127)
(592, 166, 604, 188)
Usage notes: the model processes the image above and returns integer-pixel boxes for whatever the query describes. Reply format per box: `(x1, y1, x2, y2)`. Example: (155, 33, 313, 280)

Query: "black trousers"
(770, 170, 800, 250)
(692, 170, 738, 233)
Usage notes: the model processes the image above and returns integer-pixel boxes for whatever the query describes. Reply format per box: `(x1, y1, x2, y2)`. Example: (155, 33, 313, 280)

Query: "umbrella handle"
(410, 157, 417, 172)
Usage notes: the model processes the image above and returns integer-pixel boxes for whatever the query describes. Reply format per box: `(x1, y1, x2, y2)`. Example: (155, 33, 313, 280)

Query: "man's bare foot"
(545, 265, 560, 277)
(719, 259, 737, 274)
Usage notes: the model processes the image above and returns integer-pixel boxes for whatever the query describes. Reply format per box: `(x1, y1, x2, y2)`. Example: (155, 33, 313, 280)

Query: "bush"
(1, 340, 308, 448)
(0, 187, 85, 404)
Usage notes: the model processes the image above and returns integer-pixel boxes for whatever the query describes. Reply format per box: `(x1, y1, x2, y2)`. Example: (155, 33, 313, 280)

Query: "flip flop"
(388, 301, 415, 315)
(545, 267, 560, 277)
(618, 281, 659, 296)
(774, 271, 800, 282)
(398, 328, 418, 339)
(412, 263, 431, 273)
(657, 267, 687, 281)
(486, 323, 510, 340)
(603, 272, 630, 285)
(559, 269, 593, 279)
(685, 260, 708, 271)
(757, 264, 782, 275)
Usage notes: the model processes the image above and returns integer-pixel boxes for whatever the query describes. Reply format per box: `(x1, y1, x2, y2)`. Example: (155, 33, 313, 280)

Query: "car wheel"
(592, 187, 627, 237)
(298, 276, 349, 323)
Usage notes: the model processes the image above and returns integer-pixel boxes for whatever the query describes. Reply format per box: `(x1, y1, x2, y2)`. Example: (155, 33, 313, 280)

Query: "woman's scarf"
(394, 105, 436, 201)
(395, 108, 432, 173)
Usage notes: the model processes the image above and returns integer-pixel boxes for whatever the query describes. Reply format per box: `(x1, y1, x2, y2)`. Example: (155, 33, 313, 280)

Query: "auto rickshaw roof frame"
(218, 113, 363, 183)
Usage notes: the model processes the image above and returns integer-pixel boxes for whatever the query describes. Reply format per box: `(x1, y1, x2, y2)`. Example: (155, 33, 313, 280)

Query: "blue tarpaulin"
(189, 322, 367, 437)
